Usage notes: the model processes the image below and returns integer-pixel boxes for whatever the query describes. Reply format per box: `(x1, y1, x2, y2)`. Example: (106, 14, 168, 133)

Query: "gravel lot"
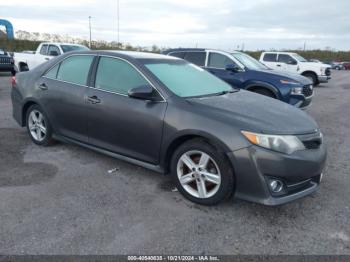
(0, 71, 349, 255)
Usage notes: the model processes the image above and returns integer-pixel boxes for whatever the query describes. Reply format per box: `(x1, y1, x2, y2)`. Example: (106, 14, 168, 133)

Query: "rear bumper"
(228, 143, 327, 206)
(11, 88, 24, 126)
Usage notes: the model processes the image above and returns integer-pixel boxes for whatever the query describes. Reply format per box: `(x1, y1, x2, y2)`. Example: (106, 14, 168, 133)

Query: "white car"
(14, 42, 89, 72)
(259, 52, 331, 85)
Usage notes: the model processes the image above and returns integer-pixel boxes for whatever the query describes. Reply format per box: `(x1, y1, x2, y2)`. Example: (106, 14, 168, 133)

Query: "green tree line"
(1, 38, 350, 62)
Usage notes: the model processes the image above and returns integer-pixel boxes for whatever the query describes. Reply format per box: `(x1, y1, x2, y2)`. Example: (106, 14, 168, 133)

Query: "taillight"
(11, 76, 16, 88)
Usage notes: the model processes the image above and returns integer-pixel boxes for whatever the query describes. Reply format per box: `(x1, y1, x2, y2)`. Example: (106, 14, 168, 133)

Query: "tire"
(303, 72, 317, 86)
(170, 139, 234, 205)
(26, 104, 54, 146)
(251, 88, 276, 98)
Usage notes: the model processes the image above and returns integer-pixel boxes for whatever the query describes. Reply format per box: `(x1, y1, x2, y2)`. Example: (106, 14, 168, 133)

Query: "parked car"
(163, 48, 314, 109)
(259, 52, 331, 85)
(13, 42, 89, 72)
(11, 51, 327, 206)
(0, 48, 15, 75)
(331, 62, 344, 70)
(342, 62, 350, 70)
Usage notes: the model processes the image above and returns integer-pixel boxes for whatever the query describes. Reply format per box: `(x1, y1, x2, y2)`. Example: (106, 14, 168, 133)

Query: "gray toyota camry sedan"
(11, 51, 327, 206)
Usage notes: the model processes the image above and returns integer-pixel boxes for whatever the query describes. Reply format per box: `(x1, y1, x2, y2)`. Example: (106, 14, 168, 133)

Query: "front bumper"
(228, 142, 327, 206)
(318, 75, 331, 83)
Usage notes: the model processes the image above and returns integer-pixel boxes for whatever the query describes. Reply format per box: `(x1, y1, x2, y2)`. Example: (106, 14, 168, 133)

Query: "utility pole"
(88, 16, 92, 48)
(303, 41, 306, 51)
(117, 0, 120, 48)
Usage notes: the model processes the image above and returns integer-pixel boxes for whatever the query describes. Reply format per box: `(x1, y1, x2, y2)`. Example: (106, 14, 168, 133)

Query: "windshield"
(60, 45, 89, 53)
(143, 59, 232, 98)
(231, 53, 269, 70)
(293, 53, 308, 62)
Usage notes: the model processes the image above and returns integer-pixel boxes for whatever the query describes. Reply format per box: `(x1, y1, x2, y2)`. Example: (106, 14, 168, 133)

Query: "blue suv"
(163, 48, 314, 108)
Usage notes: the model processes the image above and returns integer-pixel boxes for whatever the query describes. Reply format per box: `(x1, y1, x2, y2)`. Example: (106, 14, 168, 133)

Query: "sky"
(1, 0, 350, 51)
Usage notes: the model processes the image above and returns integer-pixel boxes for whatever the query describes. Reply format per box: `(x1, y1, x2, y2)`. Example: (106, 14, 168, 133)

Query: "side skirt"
(53, 134, 165, 174)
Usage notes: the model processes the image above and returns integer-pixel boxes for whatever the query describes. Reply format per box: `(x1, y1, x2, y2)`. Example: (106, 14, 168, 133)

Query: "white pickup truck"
(14, 42, 89, 72)
(259, 52, 331, 85)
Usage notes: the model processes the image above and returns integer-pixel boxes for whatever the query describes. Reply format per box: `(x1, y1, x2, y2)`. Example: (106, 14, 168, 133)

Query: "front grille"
(0, 57, 12, 65)
(302, 85, 313, 97)
(325, 68, 331, 76)
(303, 139, 322, 149)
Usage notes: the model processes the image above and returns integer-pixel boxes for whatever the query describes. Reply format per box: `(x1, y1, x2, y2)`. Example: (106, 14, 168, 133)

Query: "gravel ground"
(0, 71, 349, 255)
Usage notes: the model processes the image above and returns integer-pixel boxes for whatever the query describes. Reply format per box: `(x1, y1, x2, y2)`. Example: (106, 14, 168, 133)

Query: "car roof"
(163, 48, 243, 55)
(101, 50, 179, 59)
(61, 50, 180, 61)
(42, 42, 86, 46)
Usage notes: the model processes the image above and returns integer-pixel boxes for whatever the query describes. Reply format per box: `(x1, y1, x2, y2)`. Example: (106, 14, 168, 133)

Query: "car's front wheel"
(171, 139, 234, 205)
(26, 105, 54, 146)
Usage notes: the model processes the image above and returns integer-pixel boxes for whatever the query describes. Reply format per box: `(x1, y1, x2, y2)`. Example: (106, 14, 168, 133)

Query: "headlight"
(291, 87, 303, 95)
(280, 80, 300, 85)
(242, 131, 305, 154)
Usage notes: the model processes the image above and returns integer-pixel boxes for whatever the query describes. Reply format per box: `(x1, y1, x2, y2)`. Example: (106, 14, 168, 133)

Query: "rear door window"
(208, 52, 235, 69)
(44, 64, 60, 79)
(56, 55, 94, 85)
(39, 45, 48, 55)
(184, 52, 206, 66)
(263, 53, 277, 62)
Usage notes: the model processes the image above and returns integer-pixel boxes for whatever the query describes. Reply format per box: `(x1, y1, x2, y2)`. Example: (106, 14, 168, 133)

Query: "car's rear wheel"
(171, 139, 234, 205)
(26, 105, 54, 146)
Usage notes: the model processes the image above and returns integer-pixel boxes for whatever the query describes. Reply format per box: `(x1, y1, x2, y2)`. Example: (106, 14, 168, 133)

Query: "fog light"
(269, 179, 284, 193)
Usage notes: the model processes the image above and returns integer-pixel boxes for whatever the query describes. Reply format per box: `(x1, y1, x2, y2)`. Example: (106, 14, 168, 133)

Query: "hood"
(187, 90, 319, 135)
(249, 68, 312, 85)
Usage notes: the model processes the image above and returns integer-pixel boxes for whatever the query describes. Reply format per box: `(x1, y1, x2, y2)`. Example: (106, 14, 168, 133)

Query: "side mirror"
(128, 85, 157, 101)
(49, 50, 59, 56)
(287, 60, 297, 65)
(225, 64, 240, 72)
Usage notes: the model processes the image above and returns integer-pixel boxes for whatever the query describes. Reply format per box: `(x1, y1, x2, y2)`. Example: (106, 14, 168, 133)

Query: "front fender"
(243, 81, 281, 99)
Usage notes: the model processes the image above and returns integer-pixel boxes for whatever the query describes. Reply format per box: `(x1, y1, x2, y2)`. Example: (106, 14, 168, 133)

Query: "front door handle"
(87, 95, 101, 104)
(45, 58, 50, 61)
(276, 64, 281, 67)
(38, 83, 48, 90)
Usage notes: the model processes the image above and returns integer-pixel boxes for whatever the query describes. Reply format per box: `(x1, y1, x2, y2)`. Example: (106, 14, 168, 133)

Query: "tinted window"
(39, 45, 48, 55)
(95, 57, 149, 95)
(48, 45, 61, 56)
(169, 52, 186, 59)
(184, 52, 206, 66)
(278, 54, 294, 63)
(144, 60, 232, 98)
(57, 55, 94, 85)
(208, 53, 235, 68)
(263, 53, 277, 62)
(44, 64, 60, 79)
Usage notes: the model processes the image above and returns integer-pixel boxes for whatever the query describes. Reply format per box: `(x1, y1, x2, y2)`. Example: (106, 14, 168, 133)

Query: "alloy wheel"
(28, 110, 47, 142)
(177, 150, 221, 199)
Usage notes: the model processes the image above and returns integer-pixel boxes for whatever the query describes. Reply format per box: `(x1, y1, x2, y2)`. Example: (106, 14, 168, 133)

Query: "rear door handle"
(45, 58, 50, 61)
(276, 64, 281, 67)
(38, 83, 48, 90)
(87, 95, 101, 104)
